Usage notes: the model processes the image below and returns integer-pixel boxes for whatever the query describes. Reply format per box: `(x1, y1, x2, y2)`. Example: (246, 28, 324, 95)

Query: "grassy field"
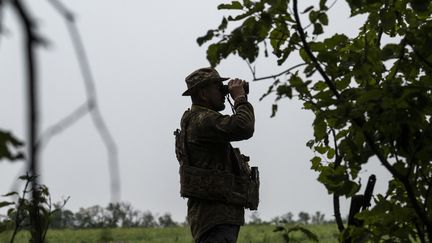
(0, 224, 339, 243)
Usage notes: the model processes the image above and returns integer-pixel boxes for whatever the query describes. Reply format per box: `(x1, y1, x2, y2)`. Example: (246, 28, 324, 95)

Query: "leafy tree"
(199, 0, 432, 241)
(157, 213, 177, 228)
(311, 211, 325, 225)
(298, 211, 310, 225)
(140, 210, 158, 228)
(280, 212, 294, 224)
(105, 202, 125, 227)
(50, 205, 75, 229)
(271, 212, 294, 225)
(74, 205, 106, 228)
(118, 202, 141, 227)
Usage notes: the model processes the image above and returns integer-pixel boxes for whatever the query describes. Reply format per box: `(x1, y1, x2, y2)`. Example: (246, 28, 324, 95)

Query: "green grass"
(0, 224, 339, 243)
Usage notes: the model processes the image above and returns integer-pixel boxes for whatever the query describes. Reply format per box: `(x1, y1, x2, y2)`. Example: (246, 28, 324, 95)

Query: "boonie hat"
(182, 67, 229, 96)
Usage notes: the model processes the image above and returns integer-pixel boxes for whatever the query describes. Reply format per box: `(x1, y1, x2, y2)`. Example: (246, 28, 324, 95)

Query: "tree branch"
(331, 129, 345, 232)
(252, 63, 307, 81)
(363, 133, 432, 237)
(292, 0, 340, 99)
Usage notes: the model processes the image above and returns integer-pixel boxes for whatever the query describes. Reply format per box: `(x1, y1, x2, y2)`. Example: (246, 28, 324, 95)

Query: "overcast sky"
(0, 0, 392, 222)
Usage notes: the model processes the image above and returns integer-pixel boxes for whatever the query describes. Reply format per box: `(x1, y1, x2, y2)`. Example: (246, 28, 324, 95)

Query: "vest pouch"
(180, 164, 259, 209)
(180, 165, 234, 202)
(246, 166, 260, 210)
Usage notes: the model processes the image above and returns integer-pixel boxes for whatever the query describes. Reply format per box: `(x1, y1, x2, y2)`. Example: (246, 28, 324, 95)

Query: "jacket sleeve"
(203, 101, 255, 142)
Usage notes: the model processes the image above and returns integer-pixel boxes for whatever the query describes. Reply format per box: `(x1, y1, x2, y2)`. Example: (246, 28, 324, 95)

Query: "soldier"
(174, 67, 259, 243)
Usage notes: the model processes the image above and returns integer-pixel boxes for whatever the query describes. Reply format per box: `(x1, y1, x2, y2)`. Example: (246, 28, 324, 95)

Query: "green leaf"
(0, 201, 14, 208)
(299, 48, 310, 62)
(0, 130, 25, 162)
(218, 1, 243, 10)
(313, 113, 327, 140)
(410, 0, 430, 12)
(302, 6, 314, 14)
(197, 30, 214, 46)
(336, 76, 351, 90)
(323, 34, 349, 48)
(313, 81, 327, 91)
(315, 145, 328, 154)
(2, 192, 18, 197)
(318, 13, 329, 25)
(381, 43, 399, 60)
(327, 148, 335, 159)
(309, 10, 319, 23)
(306, 139, 315, 149)
(319, 0, 328, 10)
(313, 23, 324, 35)
(206, 44, 220, 67)
(309, 42, 326, 52)
(218, 17, 228, 31)
(311, 156, 322, 170)
(276, 84, 292, 99)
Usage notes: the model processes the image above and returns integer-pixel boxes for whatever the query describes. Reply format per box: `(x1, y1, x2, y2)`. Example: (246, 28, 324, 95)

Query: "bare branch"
(253, 63, 307, 81)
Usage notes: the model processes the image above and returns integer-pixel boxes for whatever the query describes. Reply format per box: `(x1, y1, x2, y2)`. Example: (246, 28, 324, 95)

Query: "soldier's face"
(204, 82, 225, 111)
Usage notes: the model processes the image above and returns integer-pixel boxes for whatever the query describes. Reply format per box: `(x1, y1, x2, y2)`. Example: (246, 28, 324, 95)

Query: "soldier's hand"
(228, 78, 246, 100)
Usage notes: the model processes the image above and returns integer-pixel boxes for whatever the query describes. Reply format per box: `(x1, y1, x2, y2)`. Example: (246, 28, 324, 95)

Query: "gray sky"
(1, 0, 392, 222)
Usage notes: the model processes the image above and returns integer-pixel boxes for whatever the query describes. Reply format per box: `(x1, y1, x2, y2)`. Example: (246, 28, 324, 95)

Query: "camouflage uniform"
(176, 67, 256, 242)
(181, 98, 254, 241)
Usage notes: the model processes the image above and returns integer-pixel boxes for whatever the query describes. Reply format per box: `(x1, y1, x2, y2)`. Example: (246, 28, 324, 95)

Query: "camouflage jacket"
(180, 97, 255, 241)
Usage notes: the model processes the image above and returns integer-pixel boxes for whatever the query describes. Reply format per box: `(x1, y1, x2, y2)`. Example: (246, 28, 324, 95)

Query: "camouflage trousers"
(197, 224, 240, 243)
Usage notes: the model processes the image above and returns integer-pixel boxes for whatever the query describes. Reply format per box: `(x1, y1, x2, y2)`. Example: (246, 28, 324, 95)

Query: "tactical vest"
(174, 109, 259, 210)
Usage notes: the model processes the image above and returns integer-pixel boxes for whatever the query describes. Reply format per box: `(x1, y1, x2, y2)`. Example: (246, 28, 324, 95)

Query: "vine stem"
(11, 0, 43, 241)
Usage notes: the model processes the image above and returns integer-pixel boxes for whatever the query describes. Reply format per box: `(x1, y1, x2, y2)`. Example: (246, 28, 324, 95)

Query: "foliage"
(157, 213, 178, 228)
(0, 130, 24, 162)
(311, 211, 325, 225)
(199, 0, 432, 241)
(0, 174, 68, 243)
(298, 212, 310, 225)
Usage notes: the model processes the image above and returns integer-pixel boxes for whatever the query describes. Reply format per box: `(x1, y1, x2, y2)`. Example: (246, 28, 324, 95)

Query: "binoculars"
(220, 82, 249, 96)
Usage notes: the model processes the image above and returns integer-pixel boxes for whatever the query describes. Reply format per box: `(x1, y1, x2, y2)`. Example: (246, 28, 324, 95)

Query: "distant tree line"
(248, 211, 340, 225)
(0, 202, 179, 229)
(0, 200, 339, 230)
